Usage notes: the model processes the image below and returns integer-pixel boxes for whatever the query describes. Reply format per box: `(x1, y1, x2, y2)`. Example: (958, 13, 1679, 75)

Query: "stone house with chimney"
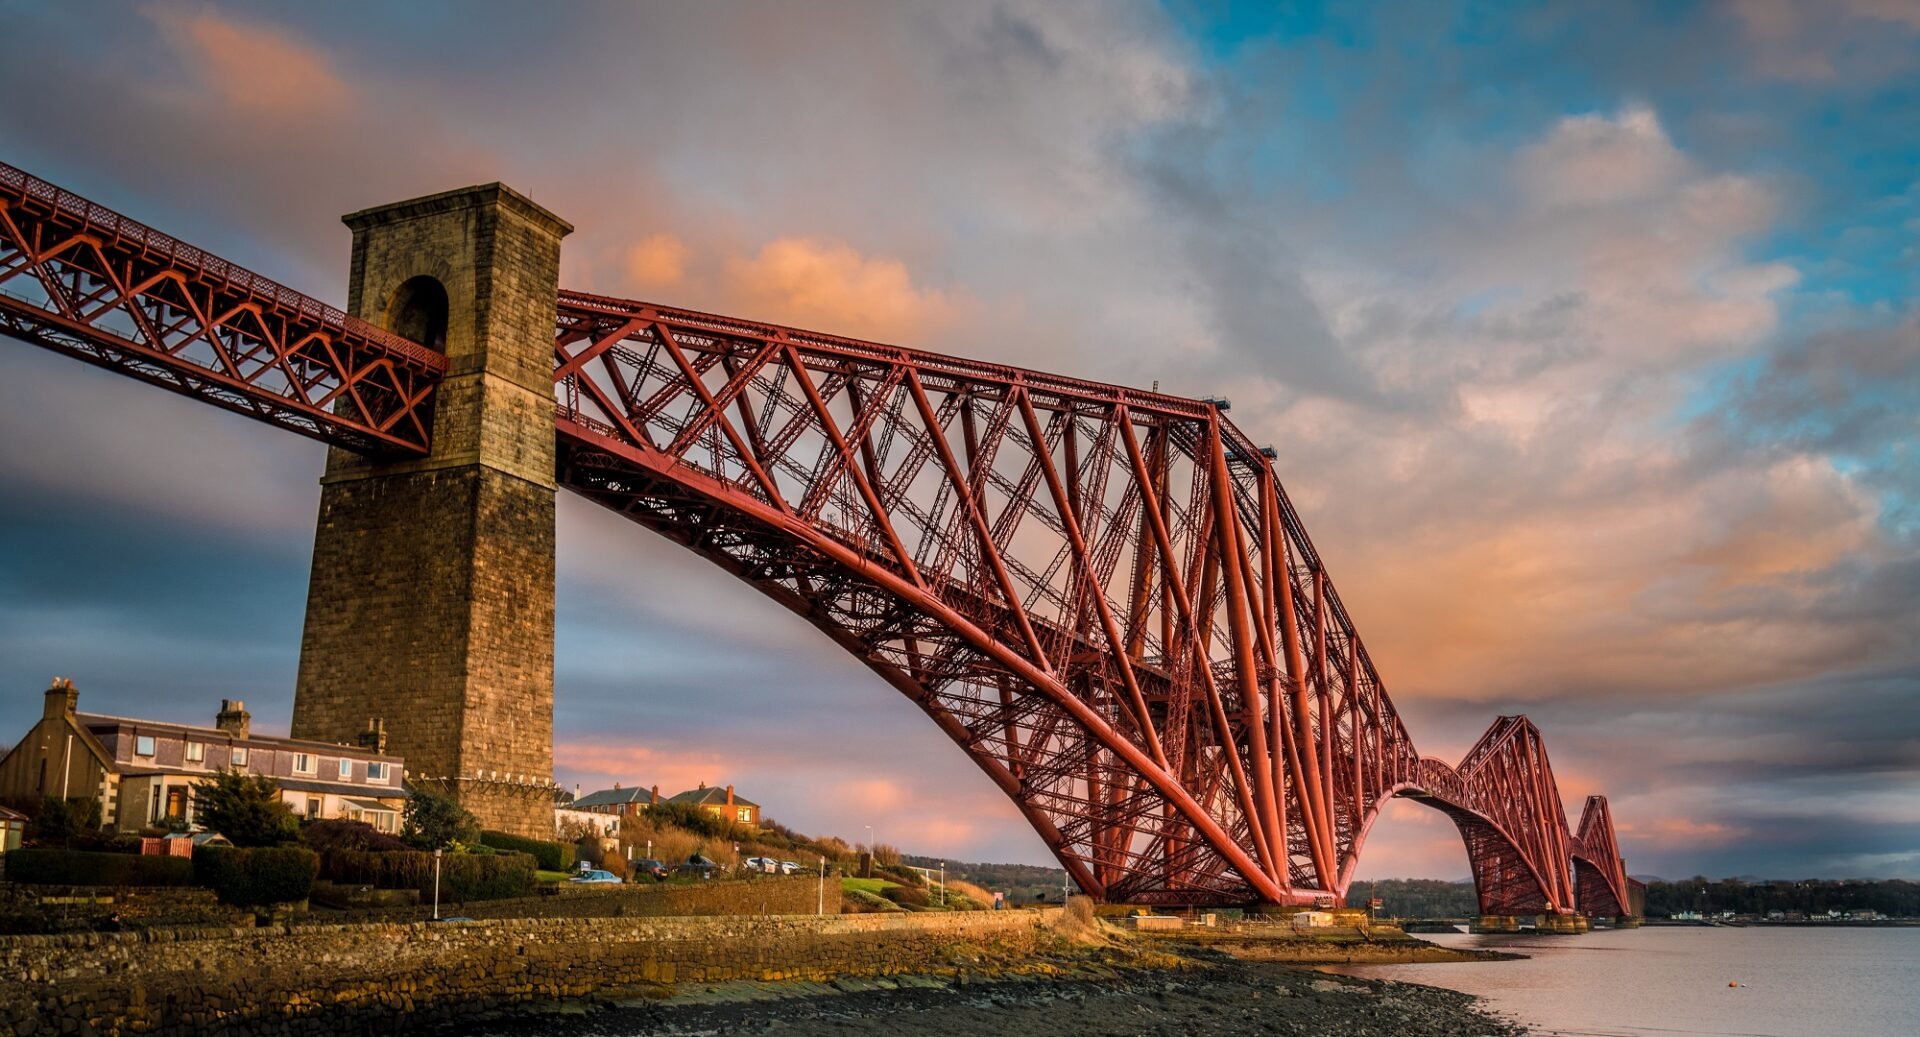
(666, 783, 759, 826)
(0, 679, 407, 833)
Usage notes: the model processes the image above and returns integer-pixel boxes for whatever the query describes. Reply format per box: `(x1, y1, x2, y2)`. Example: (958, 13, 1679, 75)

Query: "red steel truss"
(0, 162, 1633, 912)
(0, 162, 444, 454)
(549, 291, 1631, 911)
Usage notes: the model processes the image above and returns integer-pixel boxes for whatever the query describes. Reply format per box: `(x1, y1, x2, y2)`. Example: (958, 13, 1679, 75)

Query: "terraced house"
(0, 679, 408, 833)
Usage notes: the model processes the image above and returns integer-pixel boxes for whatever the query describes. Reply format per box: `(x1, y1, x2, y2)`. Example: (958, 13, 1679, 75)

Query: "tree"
(404, 787, 479, 849)
(26, 796, 100, 846)
(193, 769, 301, 847)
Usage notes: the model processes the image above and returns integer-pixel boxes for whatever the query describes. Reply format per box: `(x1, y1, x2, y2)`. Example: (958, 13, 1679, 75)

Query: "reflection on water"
(1326, 926, 1920, 1037)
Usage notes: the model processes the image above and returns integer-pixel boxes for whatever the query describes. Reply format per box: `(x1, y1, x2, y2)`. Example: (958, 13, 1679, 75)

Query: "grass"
(841, 876, 900, 895)
(535, 870, 573, 883)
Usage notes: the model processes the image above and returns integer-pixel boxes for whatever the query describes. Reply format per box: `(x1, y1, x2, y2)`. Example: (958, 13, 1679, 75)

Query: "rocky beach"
(448, 952, 1527, 1037)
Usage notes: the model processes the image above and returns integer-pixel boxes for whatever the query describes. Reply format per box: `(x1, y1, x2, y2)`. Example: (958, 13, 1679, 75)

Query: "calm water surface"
(1328, 926, 1920, 1037)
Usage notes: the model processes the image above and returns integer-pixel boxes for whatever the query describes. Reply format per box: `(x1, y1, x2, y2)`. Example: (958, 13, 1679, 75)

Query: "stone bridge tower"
(291, 183, 570, 838)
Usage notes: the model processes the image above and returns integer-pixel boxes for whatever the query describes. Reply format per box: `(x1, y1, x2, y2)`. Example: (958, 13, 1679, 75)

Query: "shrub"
(324, 849, 535, 902)
(4, 847, 194, 887)
(301, 819, 408, 855)
(479, 830, 574, 872)
(25, 797, 101, 846)
(194, 846, 318, 907)
(882, 884, 931, 908)
(842, 888, 901, 913)
(192, 770, 300, 847)
(404, 789, 480, 849)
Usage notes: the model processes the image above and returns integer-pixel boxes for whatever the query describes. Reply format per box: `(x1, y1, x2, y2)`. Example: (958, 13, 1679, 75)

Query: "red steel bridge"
(0, 160, 1632, 917)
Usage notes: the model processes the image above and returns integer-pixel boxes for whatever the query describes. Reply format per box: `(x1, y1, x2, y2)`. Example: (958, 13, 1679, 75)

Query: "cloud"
(144, 5, 352, 115)
(1728, 0, 1920, 82)
(1516, 105, 1691, 208)
(623, 233, 688, 290)
(724, 237, 959, 341)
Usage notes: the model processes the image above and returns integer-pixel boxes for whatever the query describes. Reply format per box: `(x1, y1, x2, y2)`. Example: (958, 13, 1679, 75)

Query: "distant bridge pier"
(291, 183, 572, 837)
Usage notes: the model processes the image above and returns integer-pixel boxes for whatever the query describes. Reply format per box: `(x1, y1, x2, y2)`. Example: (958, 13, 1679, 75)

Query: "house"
(0, 804, 24, 852)
(0, 679, 407, 834)
(666, 782, 759, 826)
(571, 782, 662, 818)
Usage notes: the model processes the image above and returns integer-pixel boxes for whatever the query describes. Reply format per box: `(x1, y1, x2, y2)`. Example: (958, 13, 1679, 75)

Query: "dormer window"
(338, 758, 353, 780)
(367, 762, 389, 783)
(293, 753, 316, 775)
(135, 735, 155, 757)
(185, 742, 204, 763)
(231, 747, 249, 768)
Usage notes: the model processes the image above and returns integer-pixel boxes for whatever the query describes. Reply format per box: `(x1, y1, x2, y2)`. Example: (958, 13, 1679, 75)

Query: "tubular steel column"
(292, 184, 572, 838)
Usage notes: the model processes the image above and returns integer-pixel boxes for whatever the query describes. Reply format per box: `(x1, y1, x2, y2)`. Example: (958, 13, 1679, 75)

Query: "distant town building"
(571, 783, 661, 818)
(0, 679, 407, 833)
(666, 782, 759, 826)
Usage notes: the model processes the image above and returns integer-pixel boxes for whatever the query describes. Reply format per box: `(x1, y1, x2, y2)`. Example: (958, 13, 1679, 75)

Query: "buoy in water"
(1729, 981, 1739, 988)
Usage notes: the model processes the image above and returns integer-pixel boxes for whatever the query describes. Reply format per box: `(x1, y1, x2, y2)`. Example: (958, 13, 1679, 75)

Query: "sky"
(1, 0, 1916, 882)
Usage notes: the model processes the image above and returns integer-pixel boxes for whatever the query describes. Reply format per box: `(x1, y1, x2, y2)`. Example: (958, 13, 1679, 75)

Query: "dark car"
(634, 858, 669, 881)
(677, 853, 720, 879)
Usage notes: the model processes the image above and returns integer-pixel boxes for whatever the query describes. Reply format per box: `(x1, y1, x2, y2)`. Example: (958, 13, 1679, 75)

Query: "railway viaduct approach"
(0, 161, 1634, 923)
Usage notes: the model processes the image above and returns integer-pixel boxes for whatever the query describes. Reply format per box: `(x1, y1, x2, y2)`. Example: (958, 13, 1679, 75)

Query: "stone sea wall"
(1, 906, 1076, 1036)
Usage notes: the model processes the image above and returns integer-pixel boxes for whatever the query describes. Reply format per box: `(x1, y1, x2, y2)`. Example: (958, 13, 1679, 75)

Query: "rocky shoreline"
(445, 952, 1528, 1037)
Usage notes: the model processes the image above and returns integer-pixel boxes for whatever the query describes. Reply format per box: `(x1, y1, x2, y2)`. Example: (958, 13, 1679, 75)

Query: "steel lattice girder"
(549, 291, 1630, 909)
(0, 161, 443, 454)
(0, 160, 1633, 910)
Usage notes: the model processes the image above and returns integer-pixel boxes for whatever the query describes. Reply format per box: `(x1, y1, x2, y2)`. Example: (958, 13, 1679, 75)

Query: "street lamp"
(940, 860, 946, 906)
(432, 847, 443, 921)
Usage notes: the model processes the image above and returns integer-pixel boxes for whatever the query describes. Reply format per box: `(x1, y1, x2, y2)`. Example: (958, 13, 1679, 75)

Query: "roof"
(344, 798, 398, 813)
(74, 712, 402, 763)
(666, 785, 758, 809)
(571, 786, 657, 809)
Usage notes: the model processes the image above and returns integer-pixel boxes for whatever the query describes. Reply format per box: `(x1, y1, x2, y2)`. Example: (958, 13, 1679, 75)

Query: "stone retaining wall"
(1, 907, 1074, 1036)
(308, 874, 828, 924)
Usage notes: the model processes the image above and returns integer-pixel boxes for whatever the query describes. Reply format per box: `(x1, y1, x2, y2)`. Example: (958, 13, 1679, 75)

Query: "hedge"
(194, 846, 318, 907)
(3, 847, 195, 887)
(479, 830, 574, 872)
(324, 849, 536, 902)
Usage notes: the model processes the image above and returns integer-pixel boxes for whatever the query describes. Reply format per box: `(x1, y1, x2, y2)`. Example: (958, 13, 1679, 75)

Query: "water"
(1327, 926, 1920, 1037)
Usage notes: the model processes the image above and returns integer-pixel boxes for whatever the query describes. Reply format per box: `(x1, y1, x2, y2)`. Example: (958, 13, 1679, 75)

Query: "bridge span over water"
(0, 160, 1632, 919)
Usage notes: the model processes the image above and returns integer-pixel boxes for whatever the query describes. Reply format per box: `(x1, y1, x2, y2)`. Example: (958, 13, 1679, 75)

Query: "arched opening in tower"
(387, 275, 449, 351)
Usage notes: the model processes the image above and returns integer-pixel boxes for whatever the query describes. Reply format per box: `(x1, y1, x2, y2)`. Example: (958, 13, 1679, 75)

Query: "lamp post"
(432, 847, 443, 921)
(818, 855, 826, 916)
(940, 860, 946, 906)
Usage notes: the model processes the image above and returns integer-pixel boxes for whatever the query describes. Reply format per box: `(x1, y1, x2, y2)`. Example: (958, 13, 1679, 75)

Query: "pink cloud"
(724, 237, 959, 342)
(145, 6, 352, 115)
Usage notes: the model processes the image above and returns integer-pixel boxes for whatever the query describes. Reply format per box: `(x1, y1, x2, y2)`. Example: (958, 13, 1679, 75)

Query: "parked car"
(744, 856, 782, 874)
(778, 860, 802, 875)
(634, 858, 669, 881)
(678, 854, 720, 879)
(570, 869, 622, 884)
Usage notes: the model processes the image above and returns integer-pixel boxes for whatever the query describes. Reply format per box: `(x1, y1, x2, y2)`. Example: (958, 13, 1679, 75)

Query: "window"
(366, 762, 389, 783)
(293, 753, 315, 775)
(164, 787, 187, 820)
(338, 758, 353, 780)
(306, 797, 321, 819)
(736, 807, 753, 824)
(185, 742, 204, 763)
(135, 735, 156, 757)
(231, 747, 248, 768)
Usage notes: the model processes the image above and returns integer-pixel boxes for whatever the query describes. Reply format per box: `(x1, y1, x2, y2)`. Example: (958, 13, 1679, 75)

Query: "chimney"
(726, 784, 735, 806)
(650, 784, 659, 806)
(215, 698, 250, 738)
(43, 677, 77, 719)
(613, 781, 621, 790)
(356, 717, 387, 754)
